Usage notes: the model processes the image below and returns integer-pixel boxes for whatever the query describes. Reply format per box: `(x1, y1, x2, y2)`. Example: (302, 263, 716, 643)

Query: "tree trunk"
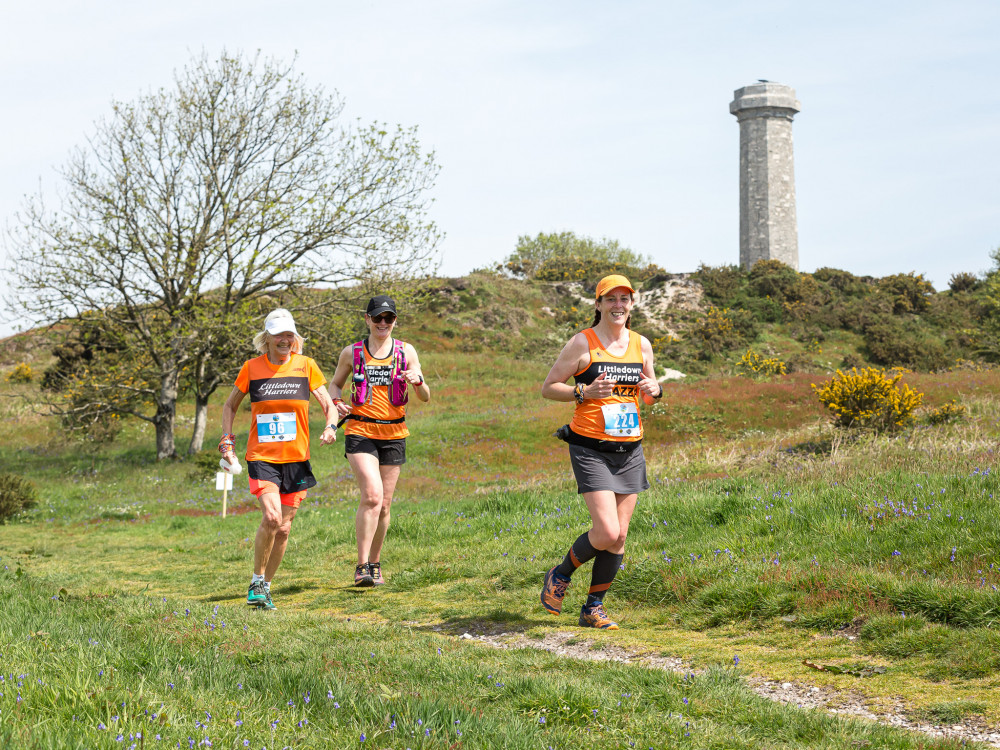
(154, 369, 180, 460)
(188, 395, 210, 455)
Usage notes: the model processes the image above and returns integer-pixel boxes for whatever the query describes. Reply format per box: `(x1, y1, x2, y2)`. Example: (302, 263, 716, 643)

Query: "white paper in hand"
(220, 456, 243, 475)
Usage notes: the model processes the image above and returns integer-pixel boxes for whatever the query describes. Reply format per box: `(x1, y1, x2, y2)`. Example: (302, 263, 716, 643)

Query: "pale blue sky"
(2, 1, 999, 335)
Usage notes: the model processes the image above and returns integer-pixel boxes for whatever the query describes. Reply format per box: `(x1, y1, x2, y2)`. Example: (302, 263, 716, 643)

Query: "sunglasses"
(371, 313, 396, 324)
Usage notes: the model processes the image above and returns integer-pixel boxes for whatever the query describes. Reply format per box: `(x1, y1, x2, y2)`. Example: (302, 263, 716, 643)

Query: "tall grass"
(3, 348, 1000, 746)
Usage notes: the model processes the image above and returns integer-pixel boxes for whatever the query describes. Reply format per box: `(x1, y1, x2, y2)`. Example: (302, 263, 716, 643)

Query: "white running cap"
(264, 309, 298, 336)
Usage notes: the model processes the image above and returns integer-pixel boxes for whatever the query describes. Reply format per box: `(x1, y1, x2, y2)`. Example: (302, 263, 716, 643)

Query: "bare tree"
(8, 52, 440, 459)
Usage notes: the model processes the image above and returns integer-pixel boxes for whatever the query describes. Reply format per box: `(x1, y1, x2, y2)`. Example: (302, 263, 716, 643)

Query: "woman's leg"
(349, 451, 385, 566)
(368, 464, 401, 564)
(264, 504, 298, 582)
(253, 490, 283, 576)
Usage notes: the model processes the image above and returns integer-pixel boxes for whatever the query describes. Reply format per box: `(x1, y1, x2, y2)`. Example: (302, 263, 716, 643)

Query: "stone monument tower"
(729, 81, 801, 270)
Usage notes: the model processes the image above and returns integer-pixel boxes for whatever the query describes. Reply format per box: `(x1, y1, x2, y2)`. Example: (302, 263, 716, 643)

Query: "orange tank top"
(234, 354, 326, 463)
(569, 329, 644, 442)
(345, 339, 410, 440)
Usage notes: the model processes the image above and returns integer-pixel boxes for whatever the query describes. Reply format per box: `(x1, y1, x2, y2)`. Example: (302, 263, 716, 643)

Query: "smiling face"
(267, 330, 296, 361)
(366, 312, 397, 339)
(596, 287, 634, 326)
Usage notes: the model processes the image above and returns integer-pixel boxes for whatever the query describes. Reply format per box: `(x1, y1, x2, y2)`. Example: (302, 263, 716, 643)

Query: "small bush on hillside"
(863, 319, 950, 371)
(690, 307, 758, 357)
(812, 367, 923, 431)
(748, 260, 802, 302)
(502, 231, 663, 286)
(813, 267, 873, 297)
(877, 272, 935, 314)
(0, 473, 39, 522)
(840, 353, 866, 370)
(693, 263, 745, 305)
(5, 362, 33, 383)
(926, 400, 966, 425)
(735, 349, 786, 379)
(949, 272, 981, 293)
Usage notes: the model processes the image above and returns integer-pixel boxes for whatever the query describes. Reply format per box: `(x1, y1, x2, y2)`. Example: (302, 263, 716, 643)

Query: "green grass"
(4, 327, 1000, 746)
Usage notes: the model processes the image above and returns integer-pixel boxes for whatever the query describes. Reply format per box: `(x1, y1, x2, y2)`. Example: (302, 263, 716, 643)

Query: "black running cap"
(366, 296, 397, 315)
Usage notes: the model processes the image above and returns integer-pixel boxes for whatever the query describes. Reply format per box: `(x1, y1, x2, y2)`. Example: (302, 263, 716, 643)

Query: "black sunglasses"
(371, 313, 397, 324)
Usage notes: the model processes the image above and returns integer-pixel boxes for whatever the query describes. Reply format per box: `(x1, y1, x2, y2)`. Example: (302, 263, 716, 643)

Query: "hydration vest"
(350, 339, 409, 407)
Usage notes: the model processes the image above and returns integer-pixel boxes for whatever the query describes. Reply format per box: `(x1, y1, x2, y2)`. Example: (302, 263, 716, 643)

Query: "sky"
(1, 0, 999, 335)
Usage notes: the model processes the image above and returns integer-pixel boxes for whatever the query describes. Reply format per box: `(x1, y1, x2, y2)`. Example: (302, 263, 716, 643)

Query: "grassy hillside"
(2, 270, 1000, 748)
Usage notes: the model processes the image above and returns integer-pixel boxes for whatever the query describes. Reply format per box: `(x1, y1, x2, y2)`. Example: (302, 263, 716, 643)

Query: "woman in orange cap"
(539, 274, 662, 629)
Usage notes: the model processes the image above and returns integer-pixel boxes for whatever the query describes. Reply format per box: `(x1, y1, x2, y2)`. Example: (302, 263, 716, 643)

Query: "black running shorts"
(345, 435, 406, 465)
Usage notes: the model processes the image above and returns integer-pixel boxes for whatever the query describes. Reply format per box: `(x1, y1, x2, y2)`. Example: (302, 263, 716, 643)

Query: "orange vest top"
(345, 340, 410, 441)
(234, 354, 326, 463)
(569, 329, 644, 442)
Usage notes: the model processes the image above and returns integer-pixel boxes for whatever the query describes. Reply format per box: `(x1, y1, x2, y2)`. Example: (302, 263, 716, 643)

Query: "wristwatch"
(416, 375, 424, 385)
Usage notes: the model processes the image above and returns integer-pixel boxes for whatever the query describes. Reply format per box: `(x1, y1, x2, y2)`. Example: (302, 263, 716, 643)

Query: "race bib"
(601, 403, 640, 437)
(256, 412, 297, 443)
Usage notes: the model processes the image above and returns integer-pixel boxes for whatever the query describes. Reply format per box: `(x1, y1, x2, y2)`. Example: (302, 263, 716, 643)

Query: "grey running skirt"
(569, 443, 650, 495)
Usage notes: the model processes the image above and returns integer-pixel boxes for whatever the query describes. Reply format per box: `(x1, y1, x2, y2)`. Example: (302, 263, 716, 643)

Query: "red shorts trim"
(248, 478, 307, 509)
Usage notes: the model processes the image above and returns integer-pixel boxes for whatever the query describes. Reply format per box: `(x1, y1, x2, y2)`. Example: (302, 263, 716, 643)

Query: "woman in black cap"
(329, 296, 430, 586)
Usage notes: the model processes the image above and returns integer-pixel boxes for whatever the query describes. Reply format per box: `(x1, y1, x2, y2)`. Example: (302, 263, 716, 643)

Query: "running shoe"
(261, 591, 276, 611)
(354, 564, 375, 587)
(540, 567, 571, 615)
(247, 579, 267, 607)
(368, 561, 385, 586)
(579, 602, 619, 630)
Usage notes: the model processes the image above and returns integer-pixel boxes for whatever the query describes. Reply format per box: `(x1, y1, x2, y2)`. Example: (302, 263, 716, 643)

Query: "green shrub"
(747, 259, 802, 302)
(863, 319, 950, 371)
(690, 307, 758, 356)
(693, 263, 745, 305)
(813, 267, 873, 297)
(0, 473, 39, 522)
(502, 231, 662, 285)
(877, 272, 935, 314)
(948, 272, 980, 293)
(812, 367, 924, 431)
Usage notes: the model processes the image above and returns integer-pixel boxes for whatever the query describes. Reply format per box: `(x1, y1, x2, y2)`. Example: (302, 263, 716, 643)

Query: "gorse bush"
(949, 272, 980, 293)
(735, 349, 786, 379)
(811, 367, 923, 431)
(747, 259, 803, 303)
(5, 362, 33, 383)
(0, 473, 39, 522)
(690, 307, 758, 356)
(926, 400, 966, 425)
(877, 272, 935, 314)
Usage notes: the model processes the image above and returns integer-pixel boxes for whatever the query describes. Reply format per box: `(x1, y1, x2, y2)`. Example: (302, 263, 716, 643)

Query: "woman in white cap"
(329, 295, 430, 587)
(538, 275, 662, 629)
(220, 308, 338, 610)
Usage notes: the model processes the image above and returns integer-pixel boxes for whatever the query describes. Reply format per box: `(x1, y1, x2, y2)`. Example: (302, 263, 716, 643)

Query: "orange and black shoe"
(368, 561, 385, 586)
(354, 564, 374, 587)
(579, 602, 619, 630)
(540, 567, 571, 615)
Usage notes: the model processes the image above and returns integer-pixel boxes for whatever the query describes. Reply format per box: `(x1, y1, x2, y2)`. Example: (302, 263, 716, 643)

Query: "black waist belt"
(554, 424, 641, 454)
(337, 414, 406, 429)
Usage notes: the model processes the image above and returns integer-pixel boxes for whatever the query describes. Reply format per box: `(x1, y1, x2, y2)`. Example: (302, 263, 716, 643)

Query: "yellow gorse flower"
(736, 349, 786, 379)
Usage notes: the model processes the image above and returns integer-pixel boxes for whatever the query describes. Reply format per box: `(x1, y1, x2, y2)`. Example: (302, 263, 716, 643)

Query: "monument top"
(730, 82, 800, 116)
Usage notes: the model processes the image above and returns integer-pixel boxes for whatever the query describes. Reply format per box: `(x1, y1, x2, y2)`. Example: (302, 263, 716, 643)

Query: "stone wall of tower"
(730, 83, 801, 271)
